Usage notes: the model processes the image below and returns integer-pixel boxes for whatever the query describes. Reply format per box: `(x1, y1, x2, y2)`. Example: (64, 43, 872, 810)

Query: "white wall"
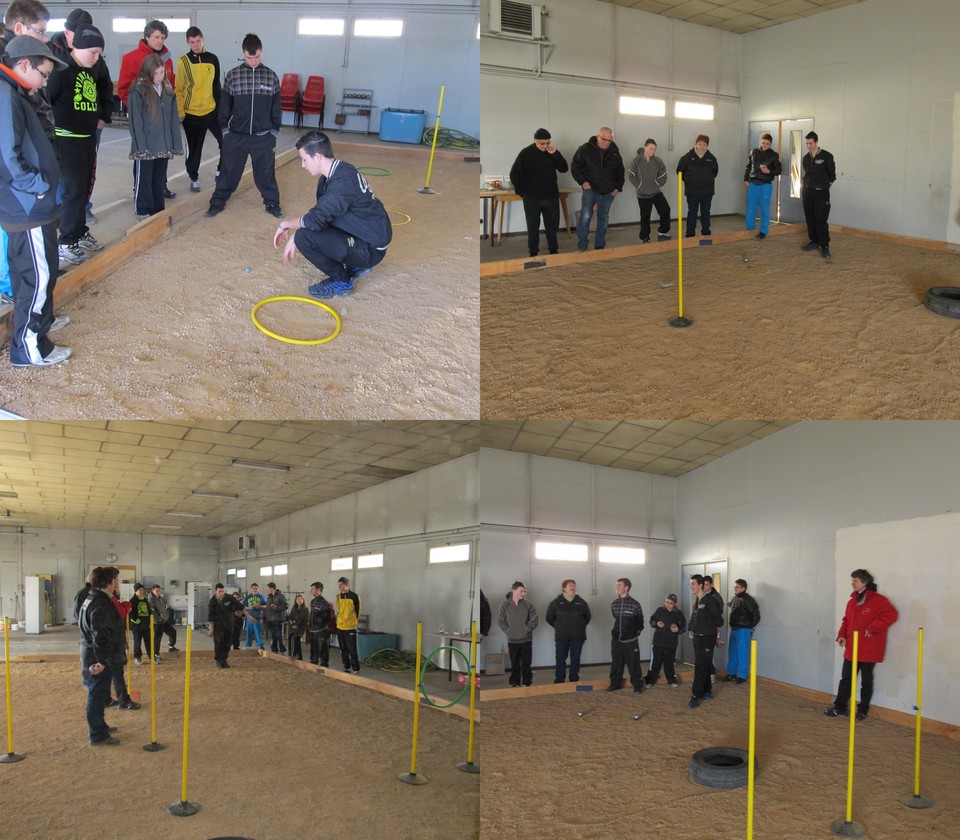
(479, 447, 677, 669)
(835, 512, 960, 726)
(48, 1, 481, 137)
(219, 453, 480, 651)
(480, 0, 742, 236)
(0, 531, 218, 624)
(677, 420, 960, 721)
(741, 0, 960, 243)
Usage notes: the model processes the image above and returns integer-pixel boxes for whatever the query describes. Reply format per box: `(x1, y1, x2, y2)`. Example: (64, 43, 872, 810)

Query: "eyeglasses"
(25, 23, 49, 39)
(37, 67, 51, 80)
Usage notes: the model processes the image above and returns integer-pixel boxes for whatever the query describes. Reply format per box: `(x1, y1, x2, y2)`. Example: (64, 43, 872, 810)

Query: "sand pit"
(481, 682, 960, 840)
(480, 232, 960, 419)
(0, 656, 478, 840)
(0, 147, 478, 419)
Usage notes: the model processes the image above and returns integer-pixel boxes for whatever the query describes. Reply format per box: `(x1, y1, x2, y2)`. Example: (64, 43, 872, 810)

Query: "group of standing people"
(507, 124, 836, 261)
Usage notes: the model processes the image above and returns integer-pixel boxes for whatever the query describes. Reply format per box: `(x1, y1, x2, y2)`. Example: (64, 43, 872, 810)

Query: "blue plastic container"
(379, 108, 426, 144)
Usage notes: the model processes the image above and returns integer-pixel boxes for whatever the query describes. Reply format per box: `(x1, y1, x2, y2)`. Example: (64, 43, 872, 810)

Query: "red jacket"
(118, 39, 175, 104)
(836, 589, 898, 663)
(111, 592, 132, 620)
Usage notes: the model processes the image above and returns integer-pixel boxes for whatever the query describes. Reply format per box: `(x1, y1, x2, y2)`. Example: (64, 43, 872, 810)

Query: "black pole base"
(830, 819, 867, 836)
(417, 188, 437, 194)
(902, 794, 934, 809)
(398, 771, 429, 786)
(0, 752, 25, 763)
(456, 760, 480, 774)
(168, 800, 201, 817)
(143, 741, 166, 752)
(668, 316, 694, 328)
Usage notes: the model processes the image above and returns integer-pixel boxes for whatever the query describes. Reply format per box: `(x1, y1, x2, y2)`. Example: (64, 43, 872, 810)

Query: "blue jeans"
(245, 617, 264, 648)
(0, 228, 10, 296)
(554, 638, 585, 682)
(576, 189, 615, 249)
(727, 627, 752, 679)
(745, 181, 773, 234)
(685, 195, 712, 236)
(82, 665, 113, 742)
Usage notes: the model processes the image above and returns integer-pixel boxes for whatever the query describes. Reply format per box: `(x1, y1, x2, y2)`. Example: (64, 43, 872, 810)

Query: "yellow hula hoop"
(251, 296, 342, 346)
(389, 209, 411, 226)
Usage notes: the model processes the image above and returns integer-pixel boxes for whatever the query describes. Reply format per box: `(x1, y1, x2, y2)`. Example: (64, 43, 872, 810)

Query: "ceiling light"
(231, 459, 291, 472)
(148, 524, 182, 529)
(191, 491, 241, 499)
(166, 511, 204, 517)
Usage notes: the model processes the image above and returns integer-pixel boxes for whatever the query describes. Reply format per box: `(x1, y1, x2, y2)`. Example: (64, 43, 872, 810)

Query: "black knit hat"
(72, 24, 104, 50)
(533, 128, 551, 140)
(65, 8, 93, 32)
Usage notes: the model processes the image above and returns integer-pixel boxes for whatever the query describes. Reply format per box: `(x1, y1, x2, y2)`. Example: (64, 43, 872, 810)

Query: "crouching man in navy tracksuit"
(273, 129, 392, 299)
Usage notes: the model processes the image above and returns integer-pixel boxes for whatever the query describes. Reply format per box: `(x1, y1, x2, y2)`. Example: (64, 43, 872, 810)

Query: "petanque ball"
(245, 267, 251, 273)
(577, 711, 584, 717)
(633, 714, 640, 720)
(743, 257, 749, 263)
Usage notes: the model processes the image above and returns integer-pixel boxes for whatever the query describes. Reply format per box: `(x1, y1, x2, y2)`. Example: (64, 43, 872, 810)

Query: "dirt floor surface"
(481, 681, 960, 840)
(0, 656, 478, 840)
(481, 232, 960, 419)
(1, 148, 478, 419)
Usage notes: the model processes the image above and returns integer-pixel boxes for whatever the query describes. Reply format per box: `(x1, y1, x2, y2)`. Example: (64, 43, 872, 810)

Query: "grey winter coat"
(128, 80, 183, 160)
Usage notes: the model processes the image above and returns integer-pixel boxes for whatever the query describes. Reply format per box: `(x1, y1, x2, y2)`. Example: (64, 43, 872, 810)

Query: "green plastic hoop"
(357, 166, 392, 176)
(419, 645, 472, 709)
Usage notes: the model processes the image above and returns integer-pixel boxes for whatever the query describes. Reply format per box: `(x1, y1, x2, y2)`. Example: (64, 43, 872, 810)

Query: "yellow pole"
(398, 622, 427, 784)
(913, 627, 923, 795)
(3, 622, 13, 752)
(180, 625, 192, 803)
(844, 631, 858, 824)
(466, 620, 478, 763)
(419, 85, 445, 193)
(746, 638, 757, 840)
(150, 615, 158, 744)
(677, 171, 684, 317)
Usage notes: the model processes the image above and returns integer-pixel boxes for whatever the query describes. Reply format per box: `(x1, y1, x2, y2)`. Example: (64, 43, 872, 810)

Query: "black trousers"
(338, 628, 360, 671)
(522, 196, 560, 256)
(309, 630, 330, 665)
(232, 614, 243, 648)
(182, 111, 222, 181)
(646, 644, 678, 684)
(209, 131, 280, 211)
(834, 659, 876, 713)
(134, 158, 168, 217)
(6, 223, 58, 366)
(57, 135, 96, 244)
(267, 622, 286, 652)
(691, 634, 717, 698)
(213, 626, 233, 664)
(154, 619, 177, 653)
(508, 640, 533, 686)
(131, 624, 151, 659)
(610, 637, 643, 690)
(637, 192, 671, 240)
(294, 227, 386, 284)
(802, 187, 831, 247)
(287, 630, 303, 660)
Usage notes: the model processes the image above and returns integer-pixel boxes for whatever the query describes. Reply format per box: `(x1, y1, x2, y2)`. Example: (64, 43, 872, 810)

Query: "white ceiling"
(0, 420, 793, 537)
(595, 0, 864, 34)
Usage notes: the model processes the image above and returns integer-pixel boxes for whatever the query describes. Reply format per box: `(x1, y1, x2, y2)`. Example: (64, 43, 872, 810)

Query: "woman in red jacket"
(825, 569, 898, 721)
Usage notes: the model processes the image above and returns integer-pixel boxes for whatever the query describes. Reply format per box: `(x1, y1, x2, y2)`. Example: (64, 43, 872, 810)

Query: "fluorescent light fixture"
(191, 491, 240, 499)
(0, 491, 18, 498)
(166, 511, 203, 517)
(231, 459, 291, 472)
(148, 524, 182, 529)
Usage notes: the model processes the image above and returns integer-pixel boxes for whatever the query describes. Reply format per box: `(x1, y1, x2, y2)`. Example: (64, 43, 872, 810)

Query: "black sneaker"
(756, 232, 766, 239)
(736, 677, 747, 684)
(821, 248, 832, 260)
(163, 188, 176, 199)
(205, 206, 223, 218)
(266, 206, 285, 219)
(824, 707, 848, 717)
(215, 661, 225, 669)
(703, 691, 714, 700)
(640, 237, 650, 244)
(855, 710, 867, 721)
(90, 735, 121, 746)
(222, 661, 231, 669)
(657, 233, 671, 242)
(722, 675, 735, 682)
(688, 697, 700, 709)
(802, 241, 820, 252)
(118, 699, 141, 710)
(168, 646, 179, 652)
(605, 684, 622, 692)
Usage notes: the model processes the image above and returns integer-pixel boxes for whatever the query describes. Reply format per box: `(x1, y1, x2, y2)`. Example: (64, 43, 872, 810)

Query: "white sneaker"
(78, 232, 104, 251)
(85, 209, 98, 225)
(58, 243, 87, 264)
(134, 658, 143, 665)
(49, 315, 70, 333)
(136, 214, 150, 223)
(190, 180, 201, 192)
(11, 345, 71, 367)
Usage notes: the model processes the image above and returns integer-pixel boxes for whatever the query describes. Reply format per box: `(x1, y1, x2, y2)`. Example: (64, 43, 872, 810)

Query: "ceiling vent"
(490, 0, 544, 39)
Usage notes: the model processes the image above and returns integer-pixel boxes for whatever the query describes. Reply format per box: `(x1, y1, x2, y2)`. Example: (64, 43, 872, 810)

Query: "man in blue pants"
(744, 133, 782, 239)
(242, 582, 267, 650)
(724, 579, 761, 683)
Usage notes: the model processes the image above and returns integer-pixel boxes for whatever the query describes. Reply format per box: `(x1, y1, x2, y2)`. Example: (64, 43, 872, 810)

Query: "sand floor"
(481, 681, 960, 840)
(0, 148, 479, 419)
(0, 656, 478, 840)
(480, 232, 960, 419)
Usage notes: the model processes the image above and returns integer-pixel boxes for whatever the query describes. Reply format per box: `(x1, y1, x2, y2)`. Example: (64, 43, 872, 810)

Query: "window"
(619, 95, 666, 117)
(274, 564, 288, 575)
(236, 568, 247, 579)
(357, 553, 384, 569)
(226, 568, 236, 584)
(298, 18, 345, 36)
(534, 541, 588, 562)
(598, 545, 646, 565)
(48, 18, 66, 32)
(354, 19, 403, 37)
(675, 101, 714, 121)
(260, 566, 273, 577)
(113, 18, 146, 33)
(331, 556, 353, 571)
(429, 543, 471, 564)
